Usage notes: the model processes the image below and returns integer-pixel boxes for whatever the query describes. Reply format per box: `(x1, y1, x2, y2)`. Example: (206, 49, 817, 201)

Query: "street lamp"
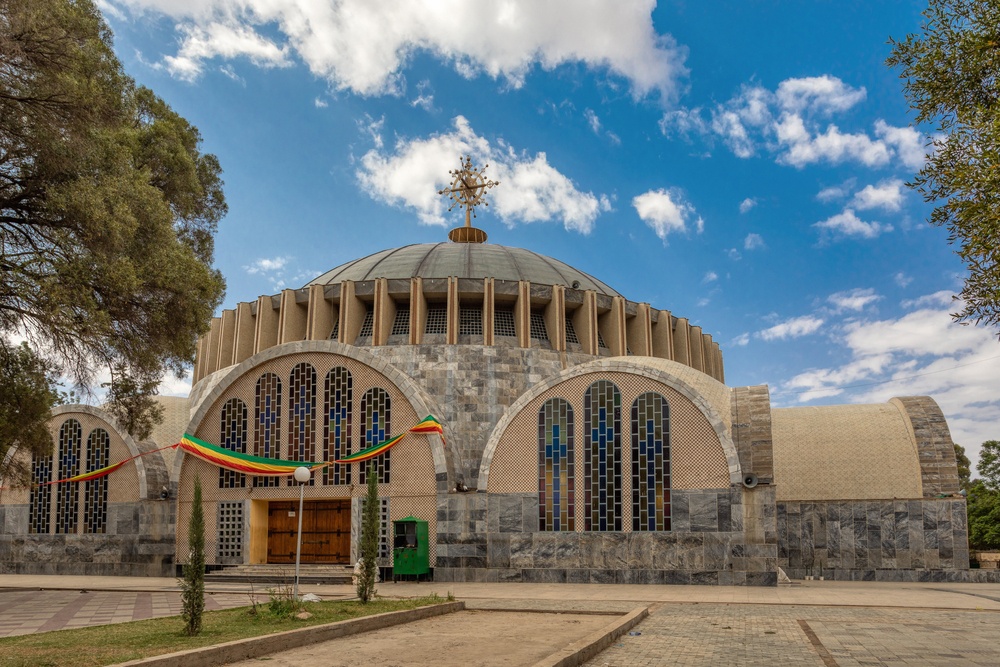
(293, 466, 311, 601)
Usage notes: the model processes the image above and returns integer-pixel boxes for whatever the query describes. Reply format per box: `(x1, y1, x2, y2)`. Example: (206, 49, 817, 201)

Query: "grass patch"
(0, 594, 448, 667)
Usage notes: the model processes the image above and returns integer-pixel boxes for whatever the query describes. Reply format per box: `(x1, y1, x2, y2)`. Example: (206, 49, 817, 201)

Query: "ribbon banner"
(333, 415, 444, 464)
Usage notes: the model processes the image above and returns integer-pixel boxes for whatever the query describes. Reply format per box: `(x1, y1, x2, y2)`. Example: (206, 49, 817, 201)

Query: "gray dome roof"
(305, 243, 620, 296)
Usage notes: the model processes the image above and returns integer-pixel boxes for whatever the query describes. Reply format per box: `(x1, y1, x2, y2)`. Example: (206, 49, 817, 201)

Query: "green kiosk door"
(392, 516, 430, 581)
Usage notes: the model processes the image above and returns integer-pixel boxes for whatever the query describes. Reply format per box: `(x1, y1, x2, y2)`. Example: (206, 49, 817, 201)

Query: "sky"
(97, 0, 1000, 471)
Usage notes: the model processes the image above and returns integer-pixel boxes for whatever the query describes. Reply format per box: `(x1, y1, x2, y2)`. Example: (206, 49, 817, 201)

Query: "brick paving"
(582, 603, 1000, 667)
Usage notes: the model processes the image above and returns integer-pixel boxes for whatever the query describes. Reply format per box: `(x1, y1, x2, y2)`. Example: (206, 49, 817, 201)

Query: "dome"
(305, 243, 621, 297)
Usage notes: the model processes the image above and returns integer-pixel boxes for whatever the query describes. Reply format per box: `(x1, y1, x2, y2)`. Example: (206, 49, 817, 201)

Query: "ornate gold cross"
(439, 156, 499, 243)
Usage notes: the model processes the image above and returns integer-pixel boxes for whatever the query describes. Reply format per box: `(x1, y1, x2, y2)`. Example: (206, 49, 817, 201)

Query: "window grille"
(288, 363, 317, 487)
(390, 307, 410, 336)
(357, 310, 374, 338)
(583, 381, 622, 531)
(538, 397, 575, 531)
(597, 331, 608, 349)
(459, 307, 482, 335)
(55, 419, 81, 534)
(360, 496, 391, 562)
(424, 306, 447, 335)
(254, 373, 282, 488)
(84, 429, 110, 534)
(329, 320, 339, 340)
(494, 308, 516, 338)
(217, 501, 245, 561)
(359, 388, 391, 484)
(29, 451, 52, 534)
(565, 317, 580, 344)
(529, 312, 549, 341)
(631, 392, 671, 531)
(220, 398, 248, 489)
(323, 367, 352, 486)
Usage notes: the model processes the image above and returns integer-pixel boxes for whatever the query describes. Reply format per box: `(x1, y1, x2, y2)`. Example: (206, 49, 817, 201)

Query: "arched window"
(84, 428, 110, 534)
(288, 363, 317, 486)
(220, 398, 248, 489)
(55, 419, 82, 534)
(323, 367, 352, 485)
(538, 397, 575, 532)
(631, 392, 671, 531)
(359, 388, 391, 484)
(254, 372, 282, 488)
(29, 449, 52, 534)
(583, 381, 622, 531)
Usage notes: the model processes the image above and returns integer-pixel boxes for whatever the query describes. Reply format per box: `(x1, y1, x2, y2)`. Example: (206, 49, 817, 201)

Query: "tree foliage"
(357, 463, 380, 603)
(955, 443, 972, 489)
(887, 0, 1000, 332)
(968, 440, 1000, 550)
(0, 342, 60, 484)
(0, 0, 226, 454)
(181, 475, 205, 636)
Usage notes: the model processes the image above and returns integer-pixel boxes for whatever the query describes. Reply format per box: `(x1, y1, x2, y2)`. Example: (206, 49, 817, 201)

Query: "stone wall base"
(782, 567, 1000, 583)
(434, 566, 777, 586)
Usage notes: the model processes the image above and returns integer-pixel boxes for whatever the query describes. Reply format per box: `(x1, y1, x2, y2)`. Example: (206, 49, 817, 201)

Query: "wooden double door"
(267, 499, 351, 564)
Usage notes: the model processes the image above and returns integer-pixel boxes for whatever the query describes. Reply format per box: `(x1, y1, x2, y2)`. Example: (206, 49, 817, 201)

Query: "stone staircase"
(205, 564, 354, 585)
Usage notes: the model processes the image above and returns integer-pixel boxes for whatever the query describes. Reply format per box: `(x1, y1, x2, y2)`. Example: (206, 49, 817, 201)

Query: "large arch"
(176, 340, 453, 487)
(478, 356, 741, 490)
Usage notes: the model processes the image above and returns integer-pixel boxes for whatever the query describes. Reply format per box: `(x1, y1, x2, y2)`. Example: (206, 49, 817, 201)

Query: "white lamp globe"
(293, 466, 311, 483)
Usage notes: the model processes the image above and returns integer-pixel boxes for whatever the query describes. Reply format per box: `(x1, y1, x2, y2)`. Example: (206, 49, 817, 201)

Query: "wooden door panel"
(266, 499, 351, 564)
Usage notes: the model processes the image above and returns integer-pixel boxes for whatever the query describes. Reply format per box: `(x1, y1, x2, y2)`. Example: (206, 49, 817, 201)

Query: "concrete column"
(277, 289, 307, 344)
(446, 276, 459, 345)
(702, 333, 716, 378)
(409, 277, 426, 345)
(234, 301, 255, 364)
(573, 291, 599, 355)
(627, 303, 653, 357)
(217, 309, 237, 369)
(651, 308, 673, 360)
(306, 284, 335, 340)
(372, 278, 395, 346)
(544, 285, 566, 352)
(193, 336, 206, 383)
(205, 316, 222, 375)
(714, 342, 725, 383)
(253, 295, 279, 354)
(599, 296, 627, 356)
(338, 281, 366, 345)
(688, 325, 705, 372)
(515, 281, 531, 348)
(673, 317, 691, 366)
(483, 278, 495, 346)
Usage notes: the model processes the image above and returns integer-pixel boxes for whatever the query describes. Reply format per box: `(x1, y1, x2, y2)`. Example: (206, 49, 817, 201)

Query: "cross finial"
(438, 156, 499, 243)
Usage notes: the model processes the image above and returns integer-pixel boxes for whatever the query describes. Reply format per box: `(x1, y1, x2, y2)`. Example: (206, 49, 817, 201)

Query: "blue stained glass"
(583, 381, 621, 532)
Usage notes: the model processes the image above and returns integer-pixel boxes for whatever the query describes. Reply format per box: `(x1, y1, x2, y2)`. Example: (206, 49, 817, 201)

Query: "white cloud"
(726, 248, 742, 261)
(732, 332, 750, 347)
(816, 179, 855, 202)
(894, 272, 913, 288)
(357, 114, 385, 150)
(828, 287, 880, 312)
(584, 109, 601, 134)
(632, 188, 701, 242)
(776, 292, 1000, 469)
(703, 271, 718, 283)
(851, 179, 905, 212)
(314, 97, 328, 108)
(660, 75, 926, 171)
(243, 256, 315, 290)
(738, 197, 757, 214)
(814, 209, 892, 239)
(757, 315, 825, 341)
(244, 256, 289, 274)
(410, 79, 435, 111)
(219, 63, 245, 84)
(109, 0, 688, 99)
(356, 116, 607, 233)
(744, 233, 765, 250)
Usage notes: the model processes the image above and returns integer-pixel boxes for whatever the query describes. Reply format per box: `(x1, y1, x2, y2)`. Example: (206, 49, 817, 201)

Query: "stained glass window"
(28, 449, 52, 534)
(583, 381, 622, 531)
(55, 419, 82, 534)
(323, 367, 352, 485)
(359, 388, 391, 484)
(538, 398, 574, 532)
(220, 398, 248, 489)
(288, 363, 317, 486)
(83, 428, 110, 534)
(631, 392, 671, 531)
(254, 372, 282, 488)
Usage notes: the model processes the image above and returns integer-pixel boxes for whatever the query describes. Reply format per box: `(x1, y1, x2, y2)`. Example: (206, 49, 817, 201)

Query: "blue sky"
(98, 0, 999, 470)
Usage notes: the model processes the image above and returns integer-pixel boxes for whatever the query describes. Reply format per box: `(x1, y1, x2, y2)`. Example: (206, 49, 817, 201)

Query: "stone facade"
(0, 500, 175, 576)
(435, 487, 778, 586)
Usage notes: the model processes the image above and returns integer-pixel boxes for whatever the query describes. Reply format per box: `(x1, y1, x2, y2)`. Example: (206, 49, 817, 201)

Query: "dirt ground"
(224, 609, 618, 667)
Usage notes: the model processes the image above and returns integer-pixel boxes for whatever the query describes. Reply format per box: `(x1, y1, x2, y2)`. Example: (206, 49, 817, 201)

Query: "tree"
(181, 475, 205, 636)
(357, 462, 380, 603)
(887, 0, 1000, 333)
(978, 439, 1000, 489)
(967, 440, 1000, 550)
(0, 0, 226, 459)
(0, 342, 60, 485)
(955, 443, 972, 490)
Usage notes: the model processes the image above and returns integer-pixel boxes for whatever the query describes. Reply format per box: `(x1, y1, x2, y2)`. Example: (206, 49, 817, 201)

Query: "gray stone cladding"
(777, 498, 978, 582)
(367, 344, 597, 485)
(434, 487, 779, 586)
(0, 501, 175, 576)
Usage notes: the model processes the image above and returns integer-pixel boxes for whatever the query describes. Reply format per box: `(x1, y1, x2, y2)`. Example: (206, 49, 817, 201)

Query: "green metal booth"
(392, 516, 430, 581)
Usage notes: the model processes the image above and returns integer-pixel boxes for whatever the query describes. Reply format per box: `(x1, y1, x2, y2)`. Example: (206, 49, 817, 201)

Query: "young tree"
(0, 342, 61, 484)
(357, 463, 380, 603)
(181, 476, 205, 636)
(0, 0, 226, 453)
(955, 443, 972, 490)
(887, 0, 1000, 333)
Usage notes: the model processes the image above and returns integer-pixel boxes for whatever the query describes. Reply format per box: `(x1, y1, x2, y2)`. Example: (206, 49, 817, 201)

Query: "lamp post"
(292, 466, 311, 601)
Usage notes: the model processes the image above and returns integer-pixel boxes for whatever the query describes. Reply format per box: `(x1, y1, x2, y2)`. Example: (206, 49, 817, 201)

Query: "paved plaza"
(0, 575, 999, 666)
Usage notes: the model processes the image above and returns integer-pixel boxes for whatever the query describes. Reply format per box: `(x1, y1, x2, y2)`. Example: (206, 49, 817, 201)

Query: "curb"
(531, 606, 649, 667)
(110, 601, 464, 667)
